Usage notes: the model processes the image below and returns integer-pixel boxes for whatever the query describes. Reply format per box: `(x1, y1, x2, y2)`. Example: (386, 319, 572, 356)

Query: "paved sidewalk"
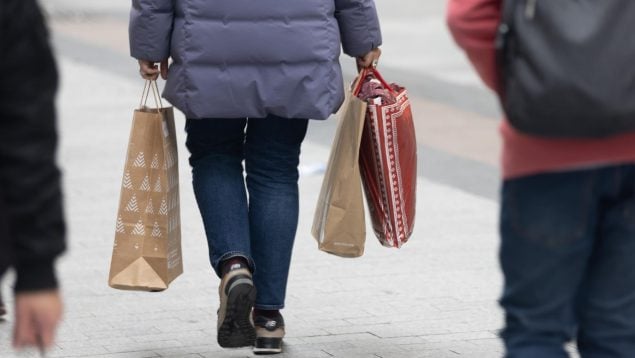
(0, 56, 505, 357)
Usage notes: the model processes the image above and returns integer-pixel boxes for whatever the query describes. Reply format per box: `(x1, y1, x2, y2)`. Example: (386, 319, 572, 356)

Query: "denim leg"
(244, 115, 308, 309)
(499, 170, 599, 358)
(577, 165, 635, 358)
(185, 118, 254, 277)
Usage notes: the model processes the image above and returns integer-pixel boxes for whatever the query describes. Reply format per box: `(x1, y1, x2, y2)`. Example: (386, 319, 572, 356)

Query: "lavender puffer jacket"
(130, 0, 382, 120)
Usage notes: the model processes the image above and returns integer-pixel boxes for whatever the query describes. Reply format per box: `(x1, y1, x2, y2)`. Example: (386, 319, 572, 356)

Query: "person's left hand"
(13, 290, 63, 351)
(357, 48, 382, 72)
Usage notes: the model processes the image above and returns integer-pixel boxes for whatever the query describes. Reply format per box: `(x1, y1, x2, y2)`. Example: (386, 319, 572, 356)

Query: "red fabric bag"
(355, 68, 417, 248)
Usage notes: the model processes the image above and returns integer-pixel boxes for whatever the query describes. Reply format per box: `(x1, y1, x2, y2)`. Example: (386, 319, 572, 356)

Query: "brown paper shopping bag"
(109, 81, 183, 291)
(311, 82, 368, 257)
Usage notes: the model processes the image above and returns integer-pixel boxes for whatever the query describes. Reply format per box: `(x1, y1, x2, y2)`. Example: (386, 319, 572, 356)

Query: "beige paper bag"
(109, 81, 183, 291)
(311, 87, 368, 257)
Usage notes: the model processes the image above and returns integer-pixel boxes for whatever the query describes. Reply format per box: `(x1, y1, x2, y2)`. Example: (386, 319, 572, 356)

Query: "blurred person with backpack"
(130, 0, 382, 354)
(448, 0, 635, 356)
(0, 0, 66, 351)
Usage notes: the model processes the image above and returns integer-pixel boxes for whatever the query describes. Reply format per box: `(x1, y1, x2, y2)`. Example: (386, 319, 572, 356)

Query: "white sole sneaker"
(253, 314, 285, 355)
(217, 268, 256, 348)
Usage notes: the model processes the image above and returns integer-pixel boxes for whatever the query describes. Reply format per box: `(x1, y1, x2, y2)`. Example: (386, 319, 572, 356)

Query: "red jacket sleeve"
(446, 0, 502, 93)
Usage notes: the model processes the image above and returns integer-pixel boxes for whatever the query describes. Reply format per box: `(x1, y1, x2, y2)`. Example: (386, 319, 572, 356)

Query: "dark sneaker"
(217, 264, 256, 348)
(253, 313, 285, 355)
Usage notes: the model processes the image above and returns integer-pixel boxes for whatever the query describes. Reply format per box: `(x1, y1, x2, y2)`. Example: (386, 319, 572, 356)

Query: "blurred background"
(44, 0, 502, 200)
(0, 1, 514, 357)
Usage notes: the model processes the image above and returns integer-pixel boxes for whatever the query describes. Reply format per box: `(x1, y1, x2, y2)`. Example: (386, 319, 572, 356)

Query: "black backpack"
(496, 0, 635, 138)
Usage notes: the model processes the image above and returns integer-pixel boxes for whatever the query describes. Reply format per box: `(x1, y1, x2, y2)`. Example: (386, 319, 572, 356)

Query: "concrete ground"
(0, 1, 541, 357)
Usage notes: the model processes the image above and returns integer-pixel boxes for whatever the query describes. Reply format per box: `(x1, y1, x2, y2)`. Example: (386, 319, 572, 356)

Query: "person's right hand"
(357, 48, 382, 72)
(13, 290, 63, 351)
(139, 59, 169, 80)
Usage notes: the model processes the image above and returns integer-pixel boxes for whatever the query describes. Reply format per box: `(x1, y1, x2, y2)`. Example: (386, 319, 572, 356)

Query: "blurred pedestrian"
(0, 0, 66, 352)
(129, 0, 382, 354)
(448, 0, 635, 357)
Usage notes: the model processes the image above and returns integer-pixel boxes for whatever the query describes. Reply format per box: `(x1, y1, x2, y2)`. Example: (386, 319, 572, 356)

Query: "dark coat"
(0, 0, 66, 292)
(130, 0, 382, 120)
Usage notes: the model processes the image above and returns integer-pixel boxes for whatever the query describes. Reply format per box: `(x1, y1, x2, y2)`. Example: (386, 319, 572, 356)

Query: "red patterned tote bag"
(355, 68, 417, 248)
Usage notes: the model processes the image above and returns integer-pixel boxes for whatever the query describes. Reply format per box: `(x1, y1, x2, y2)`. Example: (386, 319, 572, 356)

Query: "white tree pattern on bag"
(159, 197, 168, 215)
(125, 194, 140, 212)
(123, 171, 133, 189)
(151, 153, 160, 169)
(152, 221, 162, 238)
(154, 177, 162, 192)
(145, 198, 154, 214)
(133, 151, 146, 168)
(116, 216, 126, 234)
(132, 220, 145, 236)
(139, 175, 151, 191)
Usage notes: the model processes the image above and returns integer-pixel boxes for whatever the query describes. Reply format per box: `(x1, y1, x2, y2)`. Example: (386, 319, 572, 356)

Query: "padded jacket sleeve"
(0, 0, 66, 292)
(334, 0, 382, 58)
(129, 0, 175, 61)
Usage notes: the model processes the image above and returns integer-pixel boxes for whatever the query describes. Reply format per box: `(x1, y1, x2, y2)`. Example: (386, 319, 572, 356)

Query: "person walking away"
(129, 0, 382, 354)
(448, 1, 635, 357)
(0, 0, 66, 351)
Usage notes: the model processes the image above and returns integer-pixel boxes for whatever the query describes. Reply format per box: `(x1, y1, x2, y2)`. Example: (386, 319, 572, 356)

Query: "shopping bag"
(311, 81, 368, 257)
(357, 68, 417, 248)
(108, 81, 183, 291)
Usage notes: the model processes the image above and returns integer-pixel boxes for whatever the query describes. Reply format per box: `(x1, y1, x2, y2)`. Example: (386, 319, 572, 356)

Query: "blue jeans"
(185, 115, 308, 310)
(500, 164, 635, 358)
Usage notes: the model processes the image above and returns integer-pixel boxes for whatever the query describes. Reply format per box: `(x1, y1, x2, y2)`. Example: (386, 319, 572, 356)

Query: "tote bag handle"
(352, 67, 396, 97)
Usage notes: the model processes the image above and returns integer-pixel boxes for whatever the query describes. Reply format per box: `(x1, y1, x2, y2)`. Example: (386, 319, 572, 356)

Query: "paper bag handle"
(140, 80, 164, 111)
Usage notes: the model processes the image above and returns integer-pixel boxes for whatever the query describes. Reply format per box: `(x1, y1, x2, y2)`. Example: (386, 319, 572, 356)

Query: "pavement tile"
(47, 346, 111, 357)
(104, 340, 183, 354)
(300, 333, 380, 345)
(56, 337, 136, 350)
(88, 352, 160, 358)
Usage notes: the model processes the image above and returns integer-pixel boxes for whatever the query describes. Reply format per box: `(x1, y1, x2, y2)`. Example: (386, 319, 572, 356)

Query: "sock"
(221, 257, 249, 276)
(253, 308, 280, 319)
